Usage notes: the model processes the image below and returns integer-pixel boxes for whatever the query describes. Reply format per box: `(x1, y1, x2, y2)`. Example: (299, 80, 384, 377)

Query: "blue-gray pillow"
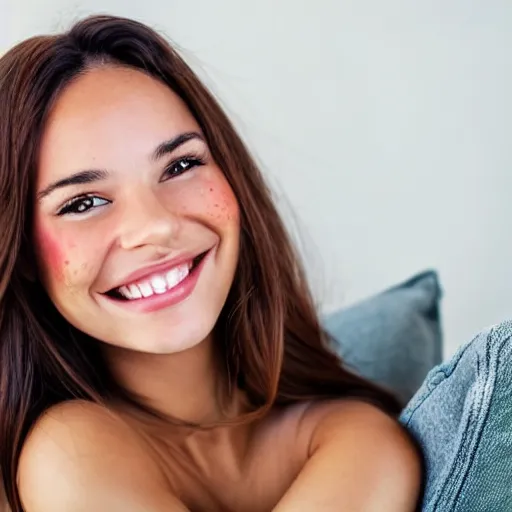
(324, 270, 443, 404)
(400, 320, 512, 511)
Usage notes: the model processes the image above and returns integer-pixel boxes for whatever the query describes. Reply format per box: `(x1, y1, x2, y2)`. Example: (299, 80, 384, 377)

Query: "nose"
(117, 189, 180, 251)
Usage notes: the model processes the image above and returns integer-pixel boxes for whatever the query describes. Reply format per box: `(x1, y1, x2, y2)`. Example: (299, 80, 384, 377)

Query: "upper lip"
(104, 250, 206, 293)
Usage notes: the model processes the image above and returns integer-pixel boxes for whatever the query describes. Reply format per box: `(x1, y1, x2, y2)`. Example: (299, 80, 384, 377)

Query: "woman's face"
(33, 66, 240, 354)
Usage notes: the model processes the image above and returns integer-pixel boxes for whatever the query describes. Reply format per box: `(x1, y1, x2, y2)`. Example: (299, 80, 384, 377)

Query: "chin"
(110, 319, 215, 356)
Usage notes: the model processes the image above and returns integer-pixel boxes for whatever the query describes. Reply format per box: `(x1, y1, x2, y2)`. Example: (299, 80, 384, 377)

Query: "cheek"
(198, 177, 240, 225)
(33, 225, 69, 282)
(207, 186, 239, 223)
(33, 222, 87, 291)
(173, 171, 239, 227)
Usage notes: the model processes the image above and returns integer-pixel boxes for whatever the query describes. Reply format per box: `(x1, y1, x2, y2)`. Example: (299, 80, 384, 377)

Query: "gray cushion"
(324, 270, 443, 404)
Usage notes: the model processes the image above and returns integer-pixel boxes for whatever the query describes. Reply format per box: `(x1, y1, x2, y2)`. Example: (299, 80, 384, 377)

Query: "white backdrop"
(2, 0, 511, 355)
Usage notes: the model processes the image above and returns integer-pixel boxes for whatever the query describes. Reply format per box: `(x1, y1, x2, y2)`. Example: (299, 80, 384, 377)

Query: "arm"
(274, 401, 421, 512)
(18, 400, 189, 512)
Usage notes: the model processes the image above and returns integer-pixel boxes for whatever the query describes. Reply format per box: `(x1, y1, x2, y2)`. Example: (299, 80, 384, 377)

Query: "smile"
(103, 250, 210, 312)
(108, 253, 205, 301)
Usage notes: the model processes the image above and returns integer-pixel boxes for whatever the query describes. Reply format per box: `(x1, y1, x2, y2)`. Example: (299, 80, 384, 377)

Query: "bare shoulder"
(305, 399, 420, 467)
(302, 398, 412, 435)
(269, 400, 421, 511)
(19, 400, 186, 512)
(302, 400, 421, 500)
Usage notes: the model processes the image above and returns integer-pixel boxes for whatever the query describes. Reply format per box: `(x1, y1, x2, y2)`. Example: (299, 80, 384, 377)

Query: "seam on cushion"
(431, 324, 512, 510)
(447, 340, 494, 507)
(400, 330, 486, 427)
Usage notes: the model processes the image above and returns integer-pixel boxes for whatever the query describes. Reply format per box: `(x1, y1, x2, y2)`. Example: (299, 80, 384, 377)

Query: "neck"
(103, 335, 243, 425)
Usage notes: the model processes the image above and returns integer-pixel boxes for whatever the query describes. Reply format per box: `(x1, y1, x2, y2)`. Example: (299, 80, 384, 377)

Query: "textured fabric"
(324, 270, 443, 404)
(401, 320, 512, 511)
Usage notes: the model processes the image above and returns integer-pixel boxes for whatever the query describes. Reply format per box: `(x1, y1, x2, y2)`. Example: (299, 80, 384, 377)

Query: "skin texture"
(33, 66, 241, 422)
(20, 66, 421, 511)
(34, 66, 240, 357)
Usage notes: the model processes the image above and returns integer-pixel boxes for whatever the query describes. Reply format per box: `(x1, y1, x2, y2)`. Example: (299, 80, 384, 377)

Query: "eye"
(57, 195, 110, 216)
(161, 156, 205, 181)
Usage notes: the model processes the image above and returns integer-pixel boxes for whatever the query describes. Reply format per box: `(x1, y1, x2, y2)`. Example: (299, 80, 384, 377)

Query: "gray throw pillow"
(324, 270, 443, 405)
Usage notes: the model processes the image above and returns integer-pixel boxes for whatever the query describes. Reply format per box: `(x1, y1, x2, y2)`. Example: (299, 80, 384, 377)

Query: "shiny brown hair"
(0, 15, 400, 511)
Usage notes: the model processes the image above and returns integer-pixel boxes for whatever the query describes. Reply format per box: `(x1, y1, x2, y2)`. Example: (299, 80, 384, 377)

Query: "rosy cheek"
(205, 183, 239, 223)
(33, 225, 72, 283)
(167, 170, 240, 226)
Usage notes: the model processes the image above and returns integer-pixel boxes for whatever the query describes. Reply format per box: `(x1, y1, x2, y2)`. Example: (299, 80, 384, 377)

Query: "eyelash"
(56, 154, 205, 216)
(57, 195, 110, 216)
(161, 153, 205, 182)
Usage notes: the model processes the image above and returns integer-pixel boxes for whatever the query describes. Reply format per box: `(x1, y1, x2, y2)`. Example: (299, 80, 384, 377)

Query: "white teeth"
(128, 284, 142, 299)
(165, 264, 189, 289)
(150, 275, 167, 294)
(115, 262, 192, 301)
(119, 285, 132, 299)
(138, 282, 153, 298)
(166, 267, 180, 288)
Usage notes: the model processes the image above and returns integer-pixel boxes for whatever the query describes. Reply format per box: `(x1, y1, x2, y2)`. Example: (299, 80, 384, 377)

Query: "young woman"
(0, 15, 421, 512)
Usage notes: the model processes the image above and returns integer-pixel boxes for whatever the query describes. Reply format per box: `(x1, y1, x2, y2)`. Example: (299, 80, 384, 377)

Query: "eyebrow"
(37, 169, 109, 201)
(152, 131, 204, 161)
(37, 131, 205, 201)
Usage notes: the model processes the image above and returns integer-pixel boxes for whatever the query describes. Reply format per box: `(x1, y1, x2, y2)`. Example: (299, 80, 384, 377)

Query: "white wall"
(3, 1, 511, 355)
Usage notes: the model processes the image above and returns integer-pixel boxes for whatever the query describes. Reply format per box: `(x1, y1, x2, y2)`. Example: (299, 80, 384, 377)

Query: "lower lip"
(103, 250, 211, 314)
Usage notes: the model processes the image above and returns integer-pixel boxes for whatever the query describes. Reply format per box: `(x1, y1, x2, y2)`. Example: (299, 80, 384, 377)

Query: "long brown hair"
(0, 15, 400, 511)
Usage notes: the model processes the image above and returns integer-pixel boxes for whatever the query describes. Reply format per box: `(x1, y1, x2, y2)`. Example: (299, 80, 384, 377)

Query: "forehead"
(38, 66, 200, 183)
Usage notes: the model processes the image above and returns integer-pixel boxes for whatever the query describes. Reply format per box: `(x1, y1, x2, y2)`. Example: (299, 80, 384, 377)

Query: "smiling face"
(33, 65, 240, 354)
